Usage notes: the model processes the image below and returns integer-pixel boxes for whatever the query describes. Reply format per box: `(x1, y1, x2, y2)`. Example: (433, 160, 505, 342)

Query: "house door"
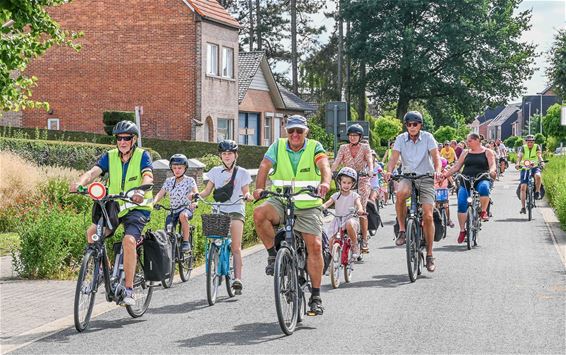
(239, 112, 259, 145)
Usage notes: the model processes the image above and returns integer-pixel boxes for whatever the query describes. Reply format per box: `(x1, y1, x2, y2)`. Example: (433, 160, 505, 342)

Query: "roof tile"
(188, 0, 239, 28)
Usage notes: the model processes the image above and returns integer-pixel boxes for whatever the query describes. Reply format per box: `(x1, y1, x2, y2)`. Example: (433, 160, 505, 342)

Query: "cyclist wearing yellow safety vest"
(515, 135, 544, 214)
(253, 115, 331, 316)
(70, 120, 153, 306)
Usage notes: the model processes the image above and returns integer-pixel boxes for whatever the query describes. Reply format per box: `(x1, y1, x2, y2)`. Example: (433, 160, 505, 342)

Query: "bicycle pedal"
(235, 290, 242, 295)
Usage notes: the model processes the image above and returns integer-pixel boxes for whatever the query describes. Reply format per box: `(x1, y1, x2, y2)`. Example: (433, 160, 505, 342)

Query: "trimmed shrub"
(102, 111, 135, 135)
(543, 156, 566, 229)
(199, 154, 222, 171)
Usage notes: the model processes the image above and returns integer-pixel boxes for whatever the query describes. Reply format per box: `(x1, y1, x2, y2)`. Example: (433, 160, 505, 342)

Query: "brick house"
(10, 0, 239, 142)
(236, 51, 315, 146)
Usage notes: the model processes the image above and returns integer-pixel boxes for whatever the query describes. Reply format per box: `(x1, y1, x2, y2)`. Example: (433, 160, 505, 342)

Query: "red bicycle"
(323, 209, 361, 289)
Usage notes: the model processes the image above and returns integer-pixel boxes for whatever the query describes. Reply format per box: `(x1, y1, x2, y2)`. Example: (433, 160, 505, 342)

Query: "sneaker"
(458, 231, 466, 244)
(395, 231, 406, 246)
(426, 256, 436, 272)
(534, 191, 540, 200)
(122, 288, 135, 307)
(351, 252, 360, 260)
(232, 279, 243, 295)
(520, 207, 526, 214)
(265, 256, 276, 276)
(181, 241, 191, 252)
(479, 211, 489, 222)
(361, 242, 369, 253)
(448, 220, 455, 228)
(307, 296, 324, 316)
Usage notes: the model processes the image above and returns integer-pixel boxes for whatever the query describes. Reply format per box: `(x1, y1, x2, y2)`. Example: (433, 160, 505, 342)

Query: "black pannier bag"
(143, 230, 172, 282)
(433, 208, 445, 242)
(366, 201, 382, 232)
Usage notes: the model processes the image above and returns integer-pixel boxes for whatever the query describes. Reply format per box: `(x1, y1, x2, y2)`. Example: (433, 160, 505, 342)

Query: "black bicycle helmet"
(169, 154, 188, 171)
(112, 120, 139, 136)
(347, 124, 364, 136)
(403, 111, 423, 124)
(218, 139, 239, 152)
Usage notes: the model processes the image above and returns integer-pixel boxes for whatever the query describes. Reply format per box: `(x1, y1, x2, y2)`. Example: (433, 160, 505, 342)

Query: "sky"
(278, 0, 566, 102)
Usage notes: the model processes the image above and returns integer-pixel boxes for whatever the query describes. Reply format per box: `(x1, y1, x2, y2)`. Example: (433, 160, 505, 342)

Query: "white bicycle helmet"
(336, 167, 358, 187)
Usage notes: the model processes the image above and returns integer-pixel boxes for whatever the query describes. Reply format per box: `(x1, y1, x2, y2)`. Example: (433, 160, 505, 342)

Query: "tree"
(546, 28, 566, 100)
(542, 103, 566, 142)
(0, 0, 80, 111)
(534, 133, 546, 146)
(373, 115, 402, 144)
(342, 0, 535, 120)
(300, 34, 341, 103)
(434, 126, 457, 144)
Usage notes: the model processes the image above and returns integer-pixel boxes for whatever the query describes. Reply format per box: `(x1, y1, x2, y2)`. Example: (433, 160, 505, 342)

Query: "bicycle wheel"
(343, 244, 353, 283)
(527, 187, 533, 221)
(329, 243, 341, 289)
(161, 235, 177, 289)
(226, 250, 235, 297)
(441, 207, 448, 240)
(126, 254, 154, 318)
(390, 182, 396, 204)
(274, 247, 299, 336)
(466, 208, 473, 250)
(206, 244, 220, 306)
(74, 248, 99, 332)
(405, 219, 419, 282)
(179, 233, 194, 282)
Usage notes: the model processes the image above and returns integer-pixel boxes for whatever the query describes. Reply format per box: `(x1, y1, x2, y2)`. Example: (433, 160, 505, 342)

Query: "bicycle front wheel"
(527, 187, 533, 221)
(274, 247, 299, 336)
(206, 244, 220, 306)
(466, 208, 473, 250)
(74, 248, 99, 332)
(441, 208, 447, 240)
(344, 244, 353, 283)
(126, 254, 154, 318)
(329, 243, 341, 289)
(405, 219, 419, 282)
(226, 251, 235, 297)
(179, 235, 194, 282)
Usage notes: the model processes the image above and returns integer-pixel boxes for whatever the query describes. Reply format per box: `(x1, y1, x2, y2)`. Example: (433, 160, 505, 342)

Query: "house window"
(47, 118, 60, 130)
(217, 118, 234, 141)
(264, 115, 272, 146)
(274, 114, 283, 139)
(207, 43, 219, 76)
(239, 112, 259, 145)
(222, 47, 234, 78)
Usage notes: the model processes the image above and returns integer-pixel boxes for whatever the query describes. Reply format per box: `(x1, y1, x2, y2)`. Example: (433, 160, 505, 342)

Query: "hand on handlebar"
(317, 182, 330, 198)
(154, 204, 163, 210)
(383, 171, 392, 183)
(253, 188, 264, 201)
(131, 191, 144, 204)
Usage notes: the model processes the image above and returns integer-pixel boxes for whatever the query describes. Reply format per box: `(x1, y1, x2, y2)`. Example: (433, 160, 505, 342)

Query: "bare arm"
(445, 150, 467, 177)
(70, 166, 103, 191)
(322, 198, 335, 209)
(430, 148, 442, 173)
(252, 158, 273, 199)
(486, 149, 496, 178)
(198, 181, 215, 199)
(386, 150, 400, 174)
(153, 189, 166, 204)
(316, 156, 332, 197)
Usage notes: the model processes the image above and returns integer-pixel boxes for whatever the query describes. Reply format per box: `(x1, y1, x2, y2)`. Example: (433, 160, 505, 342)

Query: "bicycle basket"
(435, 188, 449, 202)
(201, 214, 231, 237)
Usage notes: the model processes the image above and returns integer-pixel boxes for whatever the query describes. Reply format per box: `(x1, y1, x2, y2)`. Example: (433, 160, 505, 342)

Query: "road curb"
(539, 200, 566, 269)
(1, 243, 265, 354)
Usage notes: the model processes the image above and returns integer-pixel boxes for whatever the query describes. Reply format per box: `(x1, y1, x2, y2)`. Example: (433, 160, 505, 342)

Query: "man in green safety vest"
(515, 134, 544, 214)
(253, 115, 331, 316)
(71, 120, 153, 306)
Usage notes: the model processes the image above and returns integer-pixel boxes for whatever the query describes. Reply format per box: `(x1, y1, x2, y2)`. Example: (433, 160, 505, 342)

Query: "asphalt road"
(13, 171, 566, 354)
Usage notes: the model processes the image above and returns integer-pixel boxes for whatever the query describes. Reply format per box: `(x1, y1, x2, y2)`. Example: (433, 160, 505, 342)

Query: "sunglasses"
(526, 140, 535, 142)
(116, 135, 134, 142)
(406, 122, 420, 128)
(287, 128, 304, 135)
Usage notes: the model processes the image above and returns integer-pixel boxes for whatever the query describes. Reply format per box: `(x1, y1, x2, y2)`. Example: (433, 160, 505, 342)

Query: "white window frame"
(47, 118, 60, 130)
(207, 43, 219, 76)
(217, 118, 234, 141)
(222, 47, 234, 79)
(264, 114, 273, 146)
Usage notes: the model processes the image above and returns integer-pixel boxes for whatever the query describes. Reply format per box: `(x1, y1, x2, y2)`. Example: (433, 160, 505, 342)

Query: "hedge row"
(0, 137, 161, 171)
(0, 126, 267, 169)
(542, 156, 566, 229)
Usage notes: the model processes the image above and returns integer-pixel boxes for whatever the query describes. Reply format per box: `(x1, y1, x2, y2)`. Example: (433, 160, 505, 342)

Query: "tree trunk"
(249, 0, 254, 51)
(256, 0, 262, 50)
(396, 93, 410, 120)
(357, 59, 366, 120)
(291, 0, 298, 94)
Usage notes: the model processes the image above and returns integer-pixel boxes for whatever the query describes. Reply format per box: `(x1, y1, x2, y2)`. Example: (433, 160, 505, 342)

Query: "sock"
(267, 247, 277, 257)
(311, 288, 320, 298)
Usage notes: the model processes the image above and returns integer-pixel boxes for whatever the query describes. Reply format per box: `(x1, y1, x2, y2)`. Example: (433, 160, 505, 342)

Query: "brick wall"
(21, 0, 198, 141)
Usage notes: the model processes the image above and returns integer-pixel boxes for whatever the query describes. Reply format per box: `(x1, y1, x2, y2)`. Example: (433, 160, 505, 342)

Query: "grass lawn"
(0, 233, 20, 257)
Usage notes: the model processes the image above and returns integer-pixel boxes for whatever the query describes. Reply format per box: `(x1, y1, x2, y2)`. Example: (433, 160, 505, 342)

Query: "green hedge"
(102, 111, 136, 135)
(542, 156, 566, 230)
(1, 126, 267, 169)
(0, 137, 161, 171)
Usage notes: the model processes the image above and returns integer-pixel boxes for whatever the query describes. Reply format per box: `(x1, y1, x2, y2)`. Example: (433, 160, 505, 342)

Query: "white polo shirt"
(393, 131, 438, 175)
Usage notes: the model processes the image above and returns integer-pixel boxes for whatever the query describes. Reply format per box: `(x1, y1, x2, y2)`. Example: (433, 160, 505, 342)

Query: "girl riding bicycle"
(193, 140, 252, 294)
(322, 167, 365, 259)
(153, 154, 198, 252)
(435, 158, 454, 228)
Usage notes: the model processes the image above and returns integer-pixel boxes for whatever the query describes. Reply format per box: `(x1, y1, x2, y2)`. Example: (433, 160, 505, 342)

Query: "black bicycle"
(153, 204, 195, 288)
(256, 186, 321, 335)
(457, 172, 491, 250)
(391, 174, 432, 282)
(517, 160, 547, 221)
(73, 183, 154, 332)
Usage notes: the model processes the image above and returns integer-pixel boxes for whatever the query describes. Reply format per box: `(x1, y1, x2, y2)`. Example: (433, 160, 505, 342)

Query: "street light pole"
(527, 102, 531, 135)
(539, 93, 543, 134)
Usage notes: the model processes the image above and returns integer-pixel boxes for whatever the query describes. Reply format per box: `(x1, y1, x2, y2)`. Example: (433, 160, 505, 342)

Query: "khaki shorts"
(228, 212, 245, 222)
(265, 198, 323, 237)
(399, 177, 435, 205)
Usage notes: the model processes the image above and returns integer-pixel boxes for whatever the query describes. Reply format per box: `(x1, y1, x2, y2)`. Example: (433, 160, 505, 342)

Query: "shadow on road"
(328, 274, 413, 289)
(435, 244, 473, 252)
(176, 321, 311, 348)
(148, 298, 210, 314)
(493, 218, 529, 223)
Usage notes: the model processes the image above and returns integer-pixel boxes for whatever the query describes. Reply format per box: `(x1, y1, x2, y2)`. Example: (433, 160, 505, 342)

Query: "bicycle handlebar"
(255, 186, 321, 203)
(391, 173, 433, 182)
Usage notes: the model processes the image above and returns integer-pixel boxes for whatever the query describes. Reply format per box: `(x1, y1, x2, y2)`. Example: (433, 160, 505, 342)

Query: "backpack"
(143, 230, 172, 282)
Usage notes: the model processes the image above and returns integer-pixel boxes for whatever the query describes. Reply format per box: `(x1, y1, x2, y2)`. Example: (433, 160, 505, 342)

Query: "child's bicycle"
(72, 182, 155, 332)
(323, 208, 361, 289)
(153, 203, 195, 288)
(196, 196, 245, 305)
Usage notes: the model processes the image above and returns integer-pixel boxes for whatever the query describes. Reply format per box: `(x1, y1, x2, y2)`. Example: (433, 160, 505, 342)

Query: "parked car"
(554, 146, 566, 155)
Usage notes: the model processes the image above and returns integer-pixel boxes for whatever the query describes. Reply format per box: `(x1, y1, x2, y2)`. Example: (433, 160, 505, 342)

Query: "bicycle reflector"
(88, 182, 107, 200)
(524, 160, 531, 167)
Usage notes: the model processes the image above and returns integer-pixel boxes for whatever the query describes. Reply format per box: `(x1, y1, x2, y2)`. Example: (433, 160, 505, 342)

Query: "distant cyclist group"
(70, 112, 545, 334)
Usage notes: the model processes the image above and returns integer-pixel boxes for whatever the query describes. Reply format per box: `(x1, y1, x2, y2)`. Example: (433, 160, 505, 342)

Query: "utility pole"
(337, 0, 343, 101)
(291, 0, 298, 94)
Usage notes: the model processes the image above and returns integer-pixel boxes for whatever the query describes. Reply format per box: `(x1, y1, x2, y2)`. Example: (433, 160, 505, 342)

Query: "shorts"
(399, 177, 435, 205)
(228, 212, 245, 222)
(520, 167, 540, 184)
(165, 208, 193, 229)
(265, 198, 323, 237)
(120, 210, 150, 244)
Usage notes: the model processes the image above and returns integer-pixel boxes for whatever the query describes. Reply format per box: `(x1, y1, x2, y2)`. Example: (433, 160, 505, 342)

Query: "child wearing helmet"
(322, 167, 365, 259)
(154, 154, 198, 252)
(435, 157, 454, 228)
(194, 140, 252, 295)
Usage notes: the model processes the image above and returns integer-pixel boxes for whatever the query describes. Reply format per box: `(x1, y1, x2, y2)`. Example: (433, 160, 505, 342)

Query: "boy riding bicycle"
(323, 167, 366, 259)
(153, 154, 198, 252)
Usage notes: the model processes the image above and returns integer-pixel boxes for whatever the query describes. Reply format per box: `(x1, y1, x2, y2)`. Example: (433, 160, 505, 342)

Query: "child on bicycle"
(435, 157, 454, 228)
(193, 140, 252, 294)
(322, 167, 365, 259)
(153, 154, 198, 252)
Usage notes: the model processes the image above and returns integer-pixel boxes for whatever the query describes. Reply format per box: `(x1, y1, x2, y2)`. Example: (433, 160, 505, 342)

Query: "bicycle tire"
(405, 219, 419, 282)
(161, 234, 177, 289)
(466, 208, 473, 250)
(206, 244, 220, 306)
(343, 244, 353, 283)
(274, 247, 299, 336)
(441, 207, 448, 240)
(527, 187, 533, 221)
(390, 182, 396, 204)
(74, 248, 98, 332)
(330, 243, 341, 289)
(126, 254, 154, 318)
(226, 251, 235, 297)
(179, 233, 194, 282)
